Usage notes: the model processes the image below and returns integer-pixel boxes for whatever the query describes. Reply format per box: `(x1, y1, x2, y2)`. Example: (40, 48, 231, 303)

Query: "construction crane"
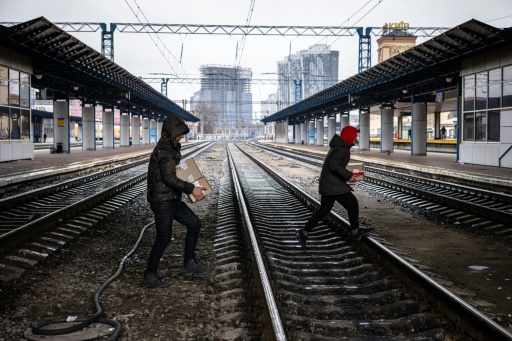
(0, 22, 451, 72)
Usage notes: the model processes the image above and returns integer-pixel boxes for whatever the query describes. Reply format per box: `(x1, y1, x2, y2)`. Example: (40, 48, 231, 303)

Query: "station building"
(0, 17, 197, 163)
(262, 19, 512, 169)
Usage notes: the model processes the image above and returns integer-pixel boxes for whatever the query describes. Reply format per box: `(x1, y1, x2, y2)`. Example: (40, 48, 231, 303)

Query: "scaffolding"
(196, 65, 252, 137)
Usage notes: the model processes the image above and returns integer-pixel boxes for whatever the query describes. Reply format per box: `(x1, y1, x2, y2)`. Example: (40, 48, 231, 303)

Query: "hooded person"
(296, 126, 374, 250)
(143, 115, 209, 288)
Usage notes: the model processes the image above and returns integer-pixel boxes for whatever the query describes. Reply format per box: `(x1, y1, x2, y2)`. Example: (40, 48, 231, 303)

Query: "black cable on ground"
(31, 221, 155, 340)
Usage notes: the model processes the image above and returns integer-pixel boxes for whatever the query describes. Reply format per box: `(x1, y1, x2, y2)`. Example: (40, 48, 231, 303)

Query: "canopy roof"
(262, 19, 512, 123)
(0, 17, 198, 122)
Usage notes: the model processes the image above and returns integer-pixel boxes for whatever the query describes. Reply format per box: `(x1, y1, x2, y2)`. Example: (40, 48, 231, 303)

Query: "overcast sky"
(1, 0, 512, 113)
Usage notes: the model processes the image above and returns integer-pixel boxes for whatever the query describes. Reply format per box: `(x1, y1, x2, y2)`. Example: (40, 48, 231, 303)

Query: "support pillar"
(132, 115, 141, 146)
(308, 120, 315, 144)
(381, 108, 394, 153)
(103, 111, 114, 148)
(53, 100, 70, 153)
(294, 123, 301, 143)
(434, 111, 441, 139)
(82, 105, 95, 151)
(149, 120, 157, 144)
(120, 114, 130, 147)
(156, 121, 163, 142)
(315, 117, 324, 146)
(328, 116, 336, 141)
(142, 118, 150, 145)
(358, 109, 370, 151)
(411, 102, 427, 156)
(300, 122, 307, 144)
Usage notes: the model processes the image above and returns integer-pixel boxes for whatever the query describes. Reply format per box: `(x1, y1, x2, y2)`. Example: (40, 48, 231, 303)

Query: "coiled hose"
(30, 221, 155, 340)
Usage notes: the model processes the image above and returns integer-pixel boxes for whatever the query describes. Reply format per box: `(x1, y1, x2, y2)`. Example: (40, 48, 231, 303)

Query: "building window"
(0, 106, 8, 139)
(504, 66, 512, 107)
(488, 110, 500, 142)
(488, 69, 501, 108)
(463, 74, 475, 110)
(0, 66, 8, 106)
(463, 112, 474, 141)
(462, 66, 511, 142)
(10, 108, 20, 139)
(0, 64, 31, 140)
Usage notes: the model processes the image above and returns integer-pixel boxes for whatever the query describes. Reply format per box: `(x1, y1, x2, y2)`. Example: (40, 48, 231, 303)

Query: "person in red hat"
(296, 126, 373, 249)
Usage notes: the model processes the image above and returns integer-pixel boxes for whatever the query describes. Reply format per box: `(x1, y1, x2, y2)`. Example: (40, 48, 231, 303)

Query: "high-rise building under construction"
(277, 44, 339, 109)
(191, 65, 252, 137)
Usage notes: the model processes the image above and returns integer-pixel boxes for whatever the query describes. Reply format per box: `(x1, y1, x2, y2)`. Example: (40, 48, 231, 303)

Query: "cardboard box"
(346, 162, 364, 181)
(177, 158, 212, 202)
(188, 176, 212, 203)
(176, 158, 202, 183)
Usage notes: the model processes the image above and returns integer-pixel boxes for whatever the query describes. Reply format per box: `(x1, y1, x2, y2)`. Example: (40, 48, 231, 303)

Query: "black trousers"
(304, 192, 359, 233)
(145, 200, 201, 275)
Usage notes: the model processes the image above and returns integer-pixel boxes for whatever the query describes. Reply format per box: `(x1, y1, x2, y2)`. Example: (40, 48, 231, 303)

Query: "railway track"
(249, 141, 512, 235)
(218, 142, 512, 340)
(0, 142, 212, 283)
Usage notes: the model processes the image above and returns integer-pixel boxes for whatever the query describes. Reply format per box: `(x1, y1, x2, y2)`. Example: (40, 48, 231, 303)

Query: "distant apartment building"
(191, 65, 252, 136)
(277, 44, 339, 108)
(260, 92, 278, 120)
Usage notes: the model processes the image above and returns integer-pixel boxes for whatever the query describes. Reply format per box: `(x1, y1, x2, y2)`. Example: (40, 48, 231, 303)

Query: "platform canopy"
(0, 17, 198, 122)
(262, 19, 512, 124)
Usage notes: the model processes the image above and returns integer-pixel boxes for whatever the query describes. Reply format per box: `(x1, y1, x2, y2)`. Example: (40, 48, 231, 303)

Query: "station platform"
(259, 140, 512, 191)
(0, 144, 158, 189)
(0, 140, 510, 192)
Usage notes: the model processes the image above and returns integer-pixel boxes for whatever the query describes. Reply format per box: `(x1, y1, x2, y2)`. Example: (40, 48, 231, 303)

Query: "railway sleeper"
(292, 327, 451, 340)
(277, 278, 397, 296)
(272, 270, 383, 286)
(285, 312, 454, 338)
(282, 299, 422, 320)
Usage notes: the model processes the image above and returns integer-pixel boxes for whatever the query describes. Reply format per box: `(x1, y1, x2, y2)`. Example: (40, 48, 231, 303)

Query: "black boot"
(142, 273, 170, 288)
(182, 260, 209, 276)
(296, 229, 308, 250)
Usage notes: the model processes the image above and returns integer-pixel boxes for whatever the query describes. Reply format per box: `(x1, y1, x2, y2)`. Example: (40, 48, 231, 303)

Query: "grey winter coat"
(146, 116, 194, 202)
(318, 134, 354, 196)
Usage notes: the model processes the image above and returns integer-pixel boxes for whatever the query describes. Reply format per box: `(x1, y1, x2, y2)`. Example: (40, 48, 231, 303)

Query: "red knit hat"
(340, 126, 359, 146)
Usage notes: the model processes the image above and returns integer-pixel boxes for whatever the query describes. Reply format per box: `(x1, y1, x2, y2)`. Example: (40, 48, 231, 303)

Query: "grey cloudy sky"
(1, 0, 512, 111)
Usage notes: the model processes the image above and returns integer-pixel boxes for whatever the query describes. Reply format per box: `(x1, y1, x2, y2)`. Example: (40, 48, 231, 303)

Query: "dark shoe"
(353, 227, 374, 241)
(141, 273, 170, 288)
(296, 229, 307, 250)
(182, 260, 209, 276)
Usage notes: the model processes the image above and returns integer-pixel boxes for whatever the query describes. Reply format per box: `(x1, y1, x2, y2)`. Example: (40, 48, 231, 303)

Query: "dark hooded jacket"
(146, 116, 194, 202)
(318, 127, 357, 196)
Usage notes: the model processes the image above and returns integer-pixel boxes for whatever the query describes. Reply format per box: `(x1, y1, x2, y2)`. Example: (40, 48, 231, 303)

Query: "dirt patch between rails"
(0, 142, 510, 341)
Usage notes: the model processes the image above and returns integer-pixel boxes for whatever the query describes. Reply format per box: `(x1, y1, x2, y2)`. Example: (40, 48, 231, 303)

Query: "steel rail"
(363, 168, 512, 226)
(250, 141, 512, 227)
(235, 142, 512, 340)
(0, 142, 213, 251)
(227, 143, 286, 341)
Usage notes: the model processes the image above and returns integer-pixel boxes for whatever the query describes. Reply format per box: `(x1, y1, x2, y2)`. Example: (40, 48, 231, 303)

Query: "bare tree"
(193, 104, 220, 135)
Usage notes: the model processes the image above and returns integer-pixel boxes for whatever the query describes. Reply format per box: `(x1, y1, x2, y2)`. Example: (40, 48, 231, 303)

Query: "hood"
(340, 126, 359, 147)
(161, 116, 190, 141)
(329, 134, 344, 148)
